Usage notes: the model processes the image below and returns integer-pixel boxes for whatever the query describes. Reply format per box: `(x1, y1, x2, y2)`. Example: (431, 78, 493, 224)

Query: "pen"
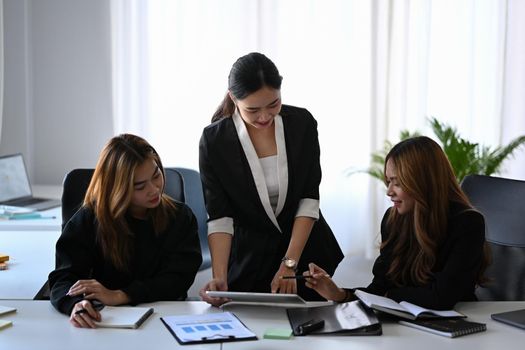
(74, 300, 105, 315)
(296, 319, 325, 335)
(6, 214, 56, 220)
(281, 275, 312, 280)
(280, 274, 330, 280)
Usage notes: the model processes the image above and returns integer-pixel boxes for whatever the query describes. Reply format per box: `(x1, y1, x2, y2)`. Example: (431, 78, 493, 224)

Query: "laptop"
(491, 309, 525, 329)
(0, 153, 61, 211)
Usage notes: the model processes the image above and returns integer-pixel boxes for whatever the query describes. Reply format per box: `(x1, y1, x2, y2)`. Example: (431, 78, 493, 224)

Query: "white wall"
(0, 0, 114, 185)
(1, 0, 32, 165)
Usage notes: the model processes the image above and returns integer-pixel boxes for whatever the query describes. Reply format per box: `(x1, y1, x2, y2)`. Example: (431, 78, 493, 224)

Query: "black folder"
(287, 301, 382, 336)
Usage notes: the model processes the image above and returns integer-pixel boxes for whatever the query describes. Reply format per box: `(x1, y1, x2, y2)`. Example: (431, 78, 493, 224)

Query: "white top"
(259, 155, 279, 212)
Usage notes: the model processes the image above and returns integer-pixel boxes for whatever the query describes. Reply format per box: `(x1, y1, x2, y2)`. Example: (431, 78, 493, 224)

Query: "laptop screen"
(0, 154, 32, 202)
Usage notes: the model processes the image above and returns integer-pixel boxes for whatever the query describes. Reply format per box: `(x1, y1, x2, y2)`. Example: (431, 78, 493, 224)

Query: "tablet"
(205, 291, 333, 308)
(491, 308, 525, 329)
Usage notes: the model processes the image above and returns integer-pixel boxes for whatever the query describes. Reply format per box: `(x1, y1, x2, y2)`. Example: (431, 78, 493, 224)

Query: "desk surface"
(0, 207, 61, 231)
(0, 229, 60, 299)
(0, 300, 220, 350)
(0, 300, 524, 349)
(223, 301, 525, 350)
(0, 185, 62, 298)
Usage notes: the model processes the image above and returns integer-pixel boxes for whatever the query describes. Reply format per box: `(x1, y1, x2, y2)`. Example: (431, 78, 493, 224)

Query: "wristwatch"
(281, 257, 297, 270)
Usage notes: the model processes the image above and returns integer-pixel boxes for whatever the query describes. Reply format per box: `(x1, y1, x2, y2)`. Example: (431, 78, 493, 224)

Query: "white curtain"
(111, 0, 149, 137)
(501, 0, 525, 180)
(111, 0, 525, 258)
(0, 0, 4, 143)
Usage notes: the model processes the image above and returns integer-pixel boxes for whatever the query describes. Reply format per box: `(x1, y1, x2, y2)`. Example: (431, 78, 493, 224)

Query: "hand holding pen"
(303, 262, 347, 302)
(70, 299, 104, 329)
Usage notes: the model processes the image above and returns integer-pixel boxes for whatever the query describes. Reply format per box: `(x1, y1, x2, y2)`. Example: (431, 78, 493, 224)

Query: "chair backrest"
(174, 167, 211, 271)
(61, 168, 185, 227)
(461, 174, 525, 301)
(61, 168, 94, 227)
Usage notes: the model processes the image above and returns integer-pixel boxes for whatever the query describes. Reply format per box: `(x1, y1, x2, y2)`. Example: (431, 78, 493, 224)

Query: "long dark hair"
(84, 134, 178, 271)
(382, 136, 490, 286)
(211, 52, 283, 122)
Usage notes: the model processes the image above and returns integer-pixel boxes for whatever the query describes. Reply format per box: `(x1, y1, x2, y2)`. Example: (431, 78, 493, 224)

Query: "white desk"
(0, 229, 60, 299)
(0, 185, 62, 298)
(223, 302, 525, 349)
(0, 301, 524, 349)
(0, 300, 220, 350)
(0, 207, 62, 231)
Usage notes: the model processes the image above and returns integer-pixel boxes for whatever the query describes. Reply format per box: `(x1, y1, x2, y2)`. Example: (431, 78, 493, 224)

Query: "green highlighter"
(263, 328, 293, 340)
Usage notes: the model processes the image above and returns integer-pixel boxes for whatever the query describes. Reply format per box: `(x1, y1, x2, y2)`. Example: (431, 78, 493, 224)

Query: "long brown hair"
(382, 136, 489, 286)
(84, 134, 178, 271)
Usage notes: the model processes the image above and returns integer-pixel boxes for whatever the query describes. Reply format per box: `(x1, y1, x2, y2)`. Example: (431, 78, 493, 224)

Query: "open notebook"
(355, 290, 464, 320)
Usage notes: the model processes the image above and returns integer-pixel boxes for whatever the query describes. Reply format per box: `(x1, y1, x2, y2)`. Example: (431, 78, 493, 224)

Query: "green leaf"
(355, 116, 525, 184)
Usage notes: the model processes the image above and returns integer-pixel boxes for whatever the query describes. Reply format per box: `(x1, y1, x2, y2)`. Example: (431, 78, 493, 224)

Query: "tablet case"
(491, 308, 525, 329)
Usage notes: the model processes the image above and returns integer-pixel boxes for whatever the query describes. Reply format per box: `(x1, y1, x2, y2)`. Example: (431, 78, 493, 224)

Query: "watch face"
(284, 259, 296, 268)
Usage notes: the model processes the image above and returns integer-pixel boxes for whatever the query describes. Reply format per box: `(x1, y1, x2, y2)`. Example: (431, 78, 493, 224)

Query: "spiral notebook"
(399, 318, 486, 338)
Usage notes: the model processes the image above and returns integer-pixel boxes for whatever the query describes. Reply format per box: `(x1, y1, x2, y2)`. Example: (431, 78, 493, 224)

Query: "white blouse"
(259, 155, 279, 212)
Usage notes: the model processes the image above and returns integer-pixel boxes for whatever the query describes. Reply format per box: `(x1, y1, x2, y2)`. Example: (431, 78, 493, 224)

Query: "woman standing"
(199, 52, 343, 305)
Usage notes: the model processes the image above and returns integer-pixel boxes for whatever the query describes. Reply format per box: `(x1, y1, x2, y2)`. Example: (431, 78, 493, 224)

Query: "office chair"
(461, 174, 525, 301)
(174, 167, 211, 271)
(33, 167, 185, 300)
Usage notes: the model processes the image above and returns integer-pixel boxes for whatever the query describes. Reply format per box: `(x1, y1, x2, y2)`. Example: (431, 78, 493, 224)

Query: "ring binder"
(287, 301, 382, 336)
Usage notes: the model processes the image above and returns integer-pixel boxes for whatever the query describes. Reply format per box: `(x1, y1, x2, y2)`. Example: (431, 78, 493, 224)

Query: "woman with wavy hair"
(306, 136, 490, 310)
(49, 134, 202, 328)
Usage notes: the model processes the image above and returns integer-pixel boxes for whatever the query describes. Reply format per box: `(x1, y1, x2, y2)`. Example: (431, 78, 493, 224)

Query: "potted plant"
(364, 117, 525, 184)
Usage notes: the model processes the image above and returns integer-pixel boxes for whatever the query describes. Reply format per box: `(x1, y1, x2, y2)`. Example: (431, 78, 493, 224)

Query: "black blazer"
(364, 202, 486, 310)
(48, 203, 202, 314)
(199, 105, 343, 298)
